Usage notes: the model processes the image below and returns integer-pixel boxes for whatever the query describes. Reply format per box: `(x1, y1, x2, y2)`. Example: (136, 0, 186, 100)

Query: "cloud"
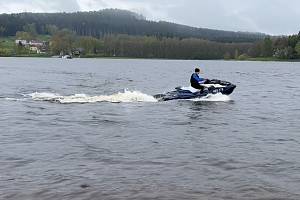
(0, 0, 80, 13)
(76, 0, 179, 21)
(0, 0, 299, 35)
(156, 0, 300, 35)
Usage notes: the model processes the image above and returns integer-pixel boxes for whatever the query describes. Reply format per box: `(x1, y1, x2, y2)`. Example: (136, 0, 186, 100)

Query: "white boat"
(62, 55, 72, 59)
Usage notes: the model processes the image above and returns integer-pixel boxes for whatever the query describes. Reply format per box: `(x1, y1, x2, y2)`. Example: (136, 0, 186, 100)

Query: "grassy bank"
(246, 57, 284, 61)
(0, 37, 15, 56)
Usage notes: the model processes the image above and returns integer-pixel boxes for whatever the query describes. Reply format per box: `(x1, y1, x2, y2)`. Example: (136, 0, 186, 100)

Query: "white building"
(30, 46, 38, 52)
(29, 40, 43, 46)
(15, 40, 27, 46)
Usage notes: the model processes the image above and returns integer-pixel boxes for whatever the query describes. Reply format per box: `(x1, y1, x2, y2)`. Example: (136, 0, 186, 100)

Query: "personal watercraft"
(154, 79, 236, 101)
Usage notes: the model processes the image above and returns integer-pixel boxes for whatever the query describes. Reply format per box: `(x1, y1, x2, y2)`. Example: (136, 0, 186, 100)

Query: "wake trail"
(28, 90, 158, 104)
(2, 90, 231, 104)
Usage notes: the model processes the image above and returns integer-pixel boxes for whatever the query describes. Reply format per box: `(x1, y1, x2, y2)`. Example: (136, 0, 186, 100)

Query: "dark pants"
(191, 79, 209, 90)
(191, 83, 205, 90)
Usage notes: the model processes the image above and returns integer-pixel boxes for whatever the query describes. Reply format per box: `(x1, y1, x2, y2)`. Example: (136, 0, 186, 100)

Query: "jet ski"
(154, 79, 236, 101)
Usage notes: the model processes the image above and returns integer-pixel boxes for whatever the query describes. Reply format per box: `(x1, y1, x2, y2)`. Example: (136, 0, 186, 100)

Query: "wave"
(3, 90, 231, 104)
(28, 90, 158, 104)
(188, 93, 232, 102)
(2, 97, 25, 101)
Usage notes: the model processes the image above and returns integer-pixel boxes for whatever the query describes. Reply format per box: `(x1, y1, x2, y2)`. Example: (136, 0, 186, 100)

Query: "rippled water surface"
(1, 57, 300, 200)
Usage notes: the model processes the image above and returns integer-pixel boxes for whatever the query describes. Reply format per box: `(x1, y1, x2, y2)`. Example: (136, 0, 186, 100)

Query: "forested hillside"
(0, 9, 265, 43)
(1, 9, 299, 60)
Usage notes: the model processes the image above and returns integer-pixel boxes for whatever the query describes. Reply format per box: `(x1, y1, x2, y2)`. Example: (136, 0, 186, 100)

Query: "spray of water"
(3, 90, 232, 104)
(188, 93, 231, 102)
(29, 90, 158, 104)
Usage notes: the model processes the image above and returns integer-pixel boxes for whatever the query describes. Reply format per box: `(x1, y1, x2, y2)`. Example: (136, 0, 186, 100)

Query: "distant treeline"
(1, 29, 300, 60)
(7, 29, 253, 59)
(1, 9, 300, 60)
(50, 31, 300, 60)
(81, 35, 253, 59)
(0, 9, 265, 43)
(251, 34, 300, 59)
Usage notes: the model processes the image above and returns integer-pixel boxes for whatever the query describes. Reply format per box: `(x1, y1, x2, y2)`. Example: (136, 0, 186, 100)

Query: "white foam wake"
(29, 90, 158, 104)
(189, 93, 232, 102)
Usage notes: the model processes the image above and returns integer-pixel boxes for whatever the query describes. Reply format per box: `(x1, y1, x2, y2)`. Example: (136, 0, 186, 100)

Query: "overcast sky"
(0, 0, 299, 35)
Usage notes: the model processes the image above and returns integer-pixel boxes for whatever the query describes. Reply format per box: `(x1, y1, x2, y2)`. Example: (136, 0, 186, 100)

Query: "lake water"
(0, 57, 300, 200)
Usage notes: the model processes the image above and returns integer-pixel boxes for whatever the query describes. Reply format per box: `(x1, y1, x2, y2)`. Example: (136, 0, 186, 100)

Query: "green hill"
(0, 9, 266, 43)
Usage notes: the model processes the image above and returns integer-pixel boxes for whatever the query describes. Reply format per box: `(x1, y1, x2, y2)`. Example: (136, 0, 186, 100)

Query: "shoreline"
(0, 55, 298, 62)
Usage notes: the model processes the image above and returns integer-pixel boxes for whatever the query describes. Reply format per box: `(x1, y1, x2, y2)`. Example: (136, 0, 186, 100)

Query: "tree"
(23, 23, 37, 38)
(0, 41, 9, 56)
(14, 44, 28, 55)
(288, 35, 298, 48)
(234, 49, 239, 59)
(223, 52, 231, 60)
(50, 29, 76, 55)
(238, 53, 250, 60)
(273, 47, 294, 59)
(295, 41, 300, 57)
(248, 42, 262, 57)
(45, 24, 59, 35)
(261, 37, 273, 57)
(76, 36, 103, 55)
(16, 31, 33, 41)
(273, 37, 288, 49)
(0, 26, 5, 36)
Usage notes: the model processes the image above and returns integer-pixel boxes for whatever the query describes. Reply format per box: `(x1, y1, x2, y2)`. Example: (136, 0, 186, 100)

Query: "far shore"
(0, 55, 299, 62)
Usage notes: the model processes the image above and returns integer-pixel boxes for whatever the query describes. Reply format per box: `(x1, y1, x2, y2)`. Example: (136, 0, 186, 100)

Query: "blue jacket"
(190, 73, 205, 85)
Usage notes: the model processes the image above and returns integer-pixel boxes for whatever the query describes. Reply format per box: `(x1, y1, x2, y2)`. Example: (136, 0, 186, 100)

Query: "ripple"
(1, 58, 300, 200)
(3, 157, 36, 168)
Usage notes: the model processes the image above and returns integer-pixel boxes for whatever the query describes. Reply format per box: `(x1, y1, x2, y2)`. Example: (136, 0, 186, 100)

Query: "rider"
(190, 68, 208, 90)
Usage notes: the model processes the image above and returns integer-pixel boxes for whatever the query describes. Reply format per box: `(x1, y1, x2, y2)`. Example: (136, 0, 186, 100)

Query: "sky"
(0, 0, 299, 35)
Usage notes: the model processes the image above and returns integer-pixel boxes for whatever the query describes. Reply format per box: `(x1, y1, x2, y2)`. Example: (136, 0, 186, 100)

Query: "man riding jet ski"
(190, 67, 209, 91)
(154, 67, 236, 101)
